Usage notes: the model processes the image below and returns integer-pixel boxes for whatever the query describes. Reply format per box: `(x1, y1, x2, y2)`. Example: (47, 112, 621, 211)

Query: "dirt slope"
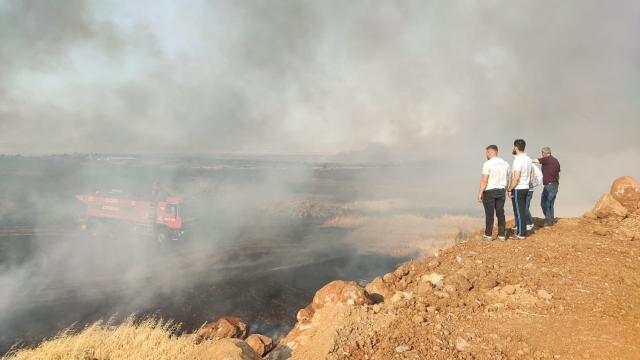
(271, 202, 640, 358)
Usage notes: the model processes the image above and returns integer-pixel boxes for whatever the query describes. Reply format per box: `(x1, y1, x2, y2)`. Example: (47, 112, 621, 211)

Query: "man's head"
(541, 147, 552, 158)
(512, 139, 526, 155)
(486, 145, 498, 160)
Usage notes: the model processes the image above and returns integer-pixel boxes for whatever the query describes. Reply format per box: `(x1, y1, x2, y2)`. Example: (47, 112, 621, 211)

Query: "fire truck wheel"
(156, 230, 169, 244)
(89, 221, 104, 237)
(106, 222, 121, 238)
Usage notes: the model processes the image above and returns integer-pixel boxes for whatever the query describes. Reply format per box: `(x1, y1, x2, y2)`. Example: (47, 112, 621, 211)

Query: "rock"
(195, 317, 249, 344)
(180, 338, 262, 360)
(593, 226, 607, 236)
(312, 280, 372, 310)
(478, 278, 499, 290)
(502, 285, 516, 295)
(433, 280, 444, 288)
(394, 266, 409, 277)
(427, 258, 440, 269)
(592, 193, 628, 221)
(538, 290, 553, 301)
(296, 306, 314, 322)
(583, 211, 598, 220)
(395, 345, 412, 353)
(412, 314, 426, 324)
(443, 273, 473, 291)
(422, 272, 444, 284)
(444, 285, 457, 293)
(383, 273, 398, 283)
(456, 337, 470, 352)
(263, 345, 292, 360)
(612, 226, 635, 241)
(245, 334, 274, 356)
(610, 175, 640, 213)
(390, 291, 412, 303)
(365, 277, 393, 303)
(434, 291, 450, 298)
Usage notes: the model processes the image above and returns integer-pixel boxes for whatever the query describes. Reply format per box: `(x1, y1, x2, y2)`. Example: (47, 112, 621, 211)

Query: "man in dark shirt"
(532, 147, 561, 226)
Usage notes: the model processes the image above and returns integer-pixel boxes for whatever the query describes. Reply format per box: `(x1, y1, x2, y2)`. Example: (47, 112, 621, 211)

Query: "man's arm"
(478, 174, 489, 202)
(532, 159, 540, 164)
(558, 171, 561, 181)
(508, 171, 520, 198)
(529, 168, 535, 189)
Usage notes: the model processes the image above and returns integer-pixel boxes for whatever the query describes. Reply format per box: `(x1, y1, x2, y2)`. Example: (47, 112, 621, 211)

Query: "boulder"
(610, 175, 640, 213)
(592, 193, 627, 221)
(246, 334, 274, 356)
(593, 226, 607, 236)
(365, 277, 393, 303)
(612, 226, 635, 241)
(443, 273, 473, 292)
(582, 211, 598, 220)
(180, 338, 262, 360)
(195, 317, 249, 344)
(312, 280, 372, 310)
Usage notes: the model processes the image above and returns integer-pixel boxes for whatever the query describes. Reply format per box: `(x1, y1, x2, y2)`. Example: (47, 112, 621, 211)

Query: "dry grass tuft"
(323, 214, 483, 259)
(4, 316, 198, 360)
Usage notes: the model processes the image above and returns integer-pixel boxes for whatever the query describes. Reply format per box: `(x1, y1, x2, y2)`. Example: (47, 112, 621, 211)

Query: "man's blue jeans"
(525, 191, 534, 226)
(541, 183, 559, 225)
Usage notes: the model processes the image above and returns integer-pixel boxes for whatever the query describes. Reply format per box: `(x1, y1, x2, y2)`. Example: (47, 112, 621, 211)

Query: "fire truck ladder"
(146, 203, 156, 235)
(135, 203, 155, 236)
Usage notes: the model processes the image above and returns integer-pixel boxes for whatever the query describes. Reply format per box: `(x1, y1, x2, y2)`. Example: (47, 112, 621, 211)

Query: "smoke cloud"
(0, 0, 639, 352)
(1, 0, 638, 155)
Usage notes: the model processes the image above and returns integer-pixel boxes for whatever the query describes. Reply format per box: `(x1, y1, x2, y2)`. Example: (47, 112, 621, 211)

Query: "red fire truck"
(75, 189, 191, 243)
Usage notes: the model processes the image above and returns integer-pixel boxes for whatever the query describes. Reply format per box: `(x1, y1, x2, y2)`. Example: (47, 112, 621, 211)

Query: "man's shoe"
(498, 236, 506, 242)
(510, 226, 517, 232)
(526, 224, 534, 231)
(476, 235, 493, 241)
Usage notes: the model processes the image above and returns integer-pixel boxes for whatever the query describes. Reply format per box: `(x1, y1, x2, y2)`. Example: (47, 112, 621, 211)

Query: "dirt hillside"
(264, 176, 640, 360)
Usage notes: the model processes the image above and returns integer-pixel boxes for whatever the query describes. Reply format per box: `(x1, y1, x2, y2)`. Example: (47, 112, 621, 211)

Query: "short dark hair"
(514, 139, 526, 152)
(486, 145, 498, 153)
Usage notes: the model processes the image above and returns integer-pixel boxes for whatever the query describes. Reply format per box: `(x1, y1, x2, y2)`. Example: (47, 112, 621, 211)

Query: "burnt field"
(0, 156, 482, 354)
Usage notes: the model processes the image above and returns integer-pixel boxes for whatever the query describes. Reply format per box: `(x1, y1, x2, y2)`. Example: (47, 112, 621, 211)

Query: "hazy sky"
(1, 0, 639, 156)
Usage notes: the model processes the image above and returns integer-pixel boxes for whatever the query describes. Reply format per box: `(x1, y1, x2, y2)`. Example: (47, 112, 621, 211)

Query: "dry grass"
(352, 198, 410, 212)
(4, 316, 198, 360)
(322, 214, 483, 259)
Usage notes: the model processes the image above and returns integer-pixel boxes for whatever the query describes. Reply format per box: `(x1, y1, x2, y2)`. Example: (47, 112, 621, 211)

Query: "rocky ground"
(193, 176, 640, 360)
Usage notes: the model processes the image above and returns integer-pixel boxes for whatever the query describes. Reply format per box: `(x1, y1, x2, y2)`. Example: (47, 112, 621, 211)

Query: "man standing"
(476, 145, 510, 242)
(532, 147, 561, 226)
(508, 139, 532, 240)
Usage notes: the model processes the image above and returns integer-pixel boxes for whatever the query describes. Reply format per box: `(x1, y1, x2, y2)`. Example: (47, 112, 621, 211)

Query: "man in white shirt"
(512, 163, 542, 232)
(508, 139, 532, 240)
(476, 145, 511, 242)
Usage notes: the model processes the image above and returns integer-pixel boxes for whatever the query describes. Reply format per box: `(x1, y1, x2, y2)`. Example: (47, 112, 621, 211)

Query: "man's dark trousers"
(482, 189, 506, 237)
(541, 183, 559, 226)
(511, 189, 529, 237)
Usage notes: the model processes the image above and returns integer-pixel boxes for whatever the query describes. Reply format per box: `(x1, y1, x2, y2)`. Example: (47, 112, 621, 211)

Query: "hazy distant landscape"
(0, 155, 482, 354)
